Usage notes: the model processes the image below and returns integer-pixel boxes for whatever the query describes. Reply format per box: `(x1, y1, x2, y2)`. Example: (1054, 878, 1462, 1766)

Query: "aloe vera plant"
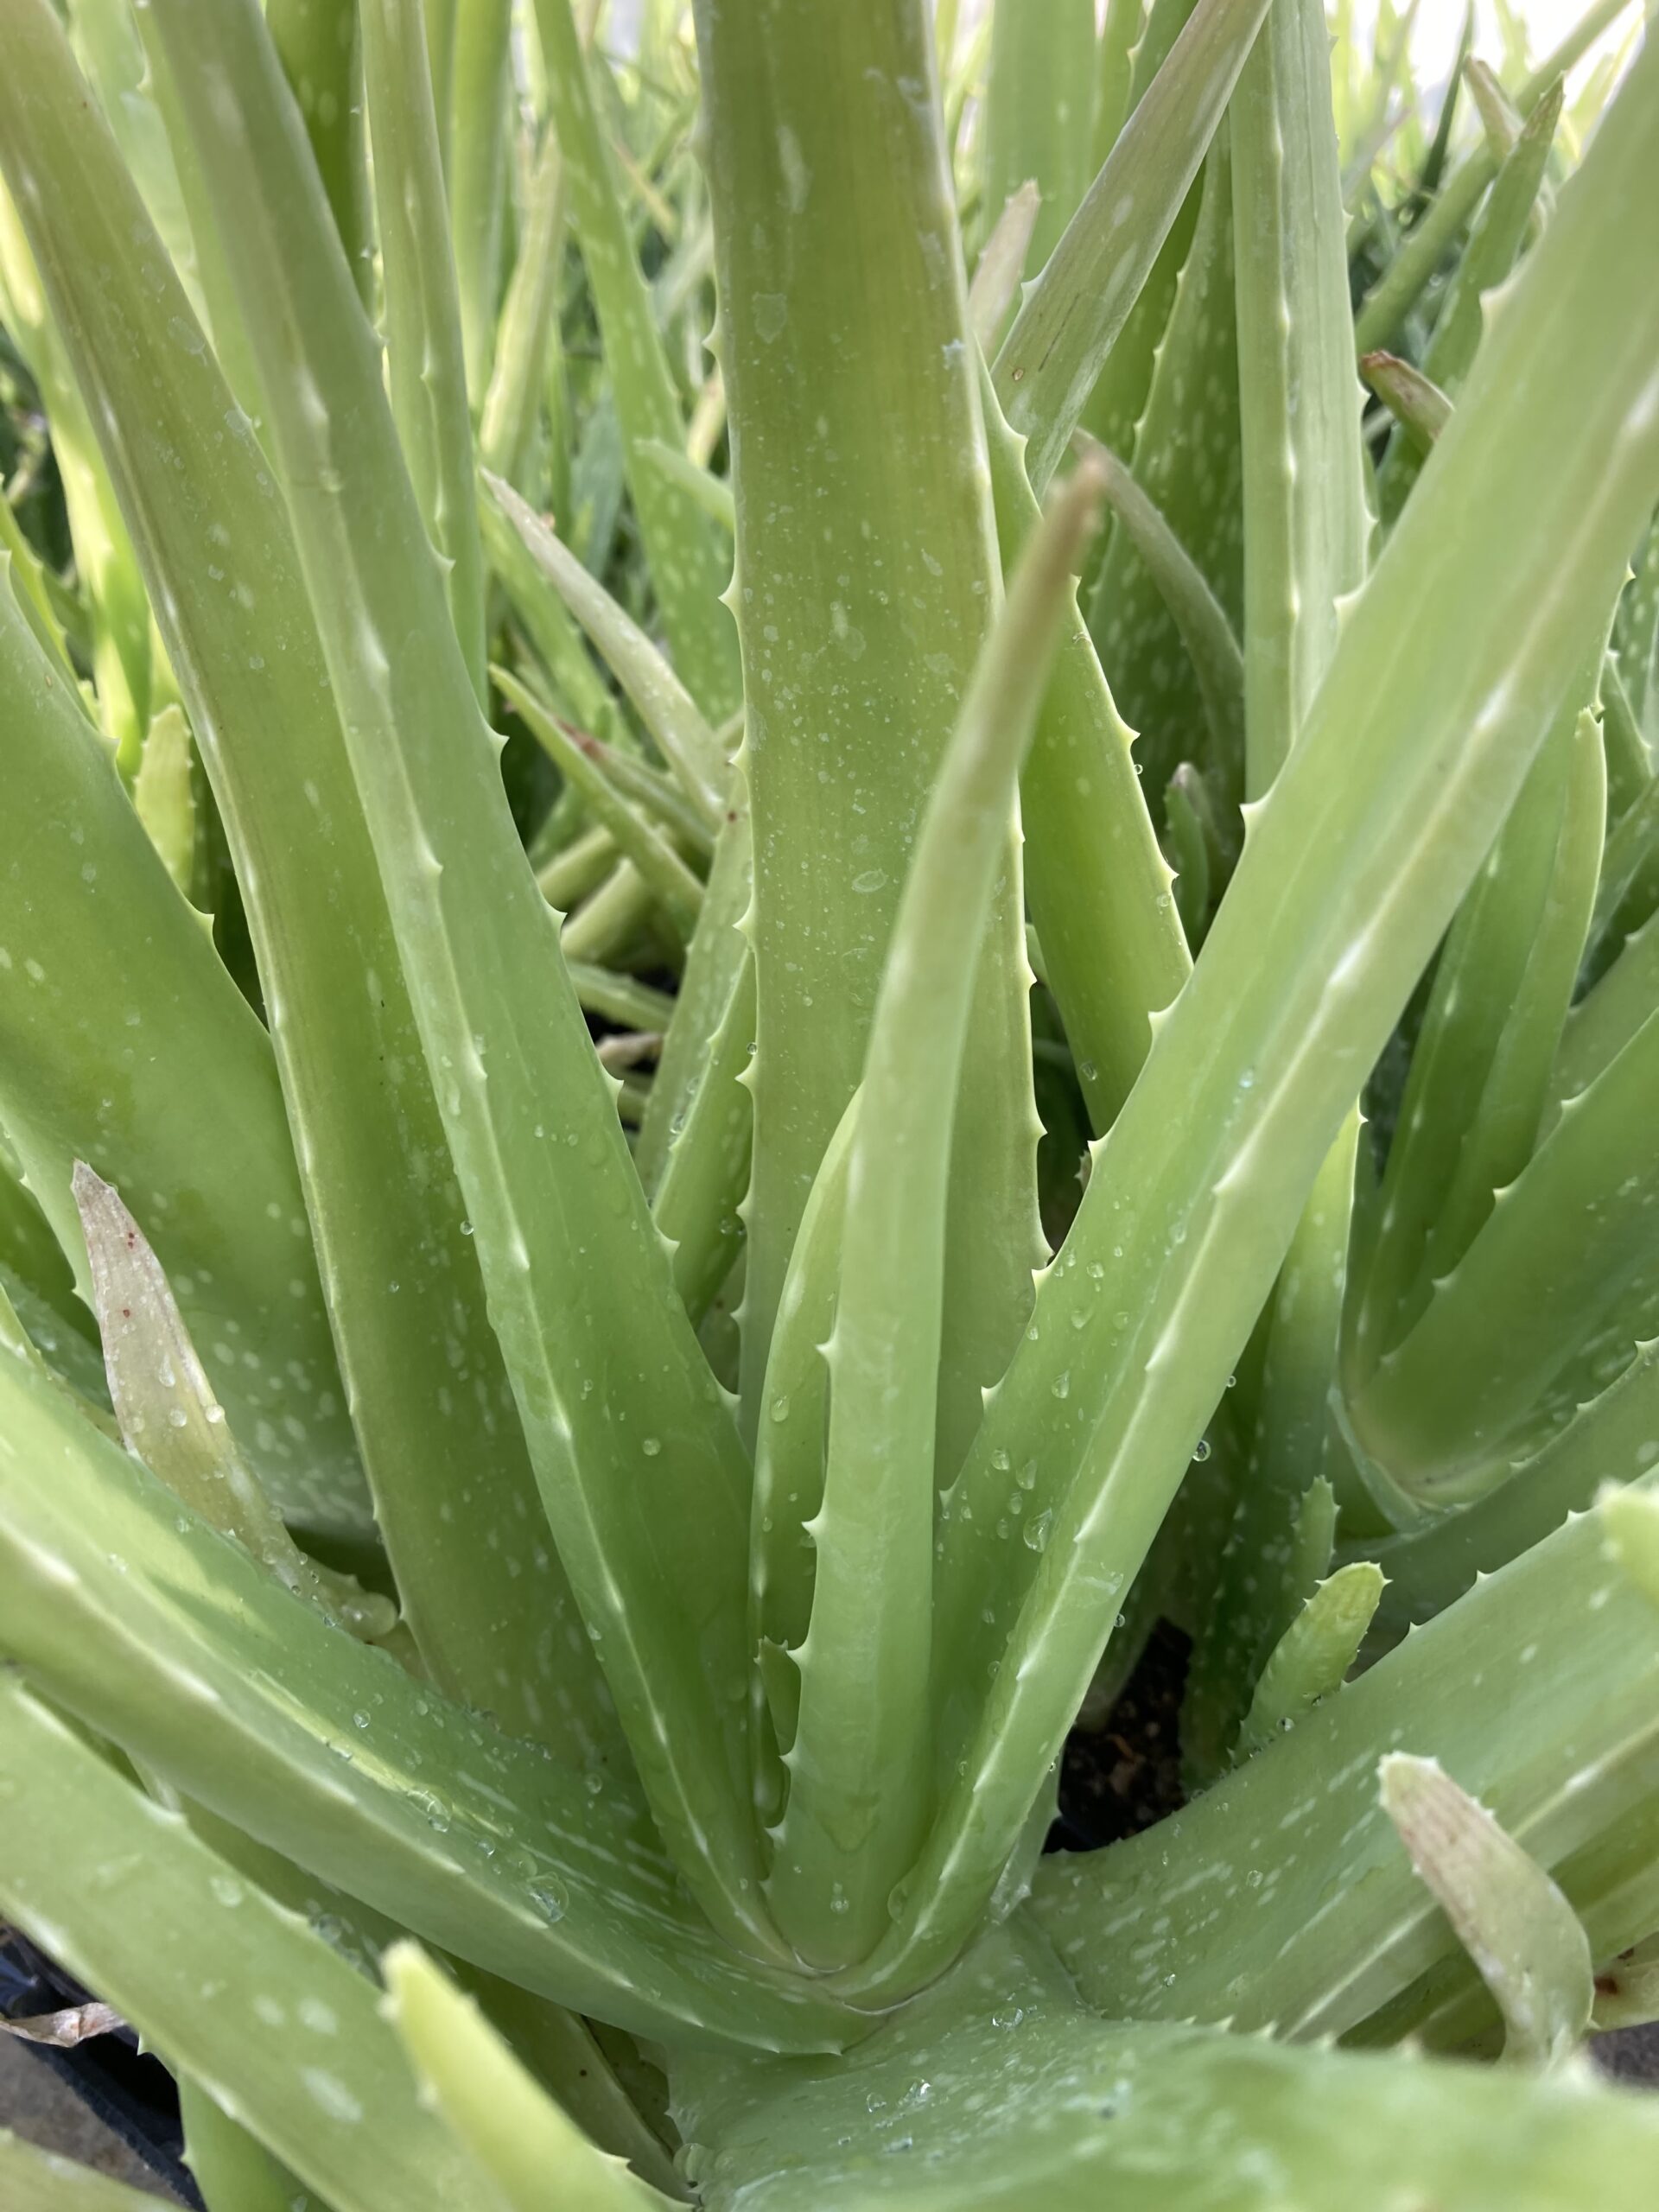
(3, 0, 1659, 2204)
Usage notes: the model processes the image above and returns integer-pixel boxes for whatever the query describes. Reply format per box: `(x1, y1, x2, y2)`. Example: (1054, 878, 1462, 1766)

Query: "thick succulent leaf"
(0, 185, 149, 756)
(695, 0, 1043, 1473)
(486, 481, 728, 826)
(1086, 439, 1245, 781)
(1083, 136, 1243, 809)
(361, 0, 486, 698)
(981, 369, 1191, 1130)
(444, 0, 511, 396)
(1368, 1337, 1659, 1637)
(146, 0, 774, 1955)
(73, 1164, 393, 1643)
(1182, 1141, 1352, 1777)
(1349, 690, 1605, 1386)
(0, 2132, 184, 2211)
(1229, 0, 1370, 792)
(993, 0, 1271, 492)
(1381, 1753, 1593, 2065)
(1352, 0, 1637, 353)
(130, 702, 196, 894)
(1554, 907, 1659, 1104)
(747, 1097, 855, 1825)
(384, 1945, 678, 2210)
(976, 0, 1096, 270)
(651, 949, 755, 1327)
(867, 41, 1659, 2005)
(1349, 1001, 1659, 1497)
(1032, 1474, 1659, 2041)
(1232, 1558, 1382, 1762)
(1376, 78, 1562, 524)
(1600, 656, 1652, 826)
(672, 1916, 1659, 2212)
(1090, 0, 1145, 168)
(180, 2079, 330, 2212)
(0, 564, 365, 1537)
(268, 0, 372, 306)
(767, 464, 1105, 1971)
(0, 1349, 853, 2052)
(637, 804, 753, 1197)
(967, 179, 1039, 356)
(0, 0, 606, 1745)
(479, 124, 567, 496)
(529, 0, 739, 717)
(0, 1678, 504, 2212)
(637, 440, 736, 537)
(493, 667, 706, 940)
(1362, 349, 1453, 449)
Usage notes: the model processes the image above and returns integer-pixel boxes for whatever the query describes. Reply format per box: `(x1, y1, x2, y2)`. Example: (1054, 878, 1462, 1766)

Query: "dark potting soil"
(1047, 1618, 1192, 1854)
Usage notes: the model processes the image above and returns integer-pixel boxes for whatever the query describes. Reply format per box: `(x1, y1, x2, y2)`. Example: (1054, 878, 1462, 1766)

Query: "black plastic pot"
(1, 1931, 201, 2208)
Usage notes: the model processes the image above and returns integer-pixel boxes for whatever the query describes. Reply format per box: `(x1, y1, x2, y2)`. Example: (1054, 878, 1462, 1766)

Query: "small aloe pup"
(4, 0, 1659, 2204)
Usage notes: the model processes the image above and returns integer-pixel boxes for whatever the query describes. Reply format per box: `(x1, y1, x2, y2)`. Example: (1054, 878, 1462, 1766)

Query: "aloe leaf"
(0, 2133, 186, 2211)
(0, 189, 149, 756)
(1362, 349, 1453, 452)
(131, 700, 196, 895)
(486, 476, 728, 825)
(1181, 1133, 1357, 1777)
(1601, 655, 1653, 825)
(385, 1945, 677, 2210)
(1348, 1002, 1659, 1498)
(1381, 1754, 1593, 2066)
(1554, 907, 1659, 1103)
(1376, 78, 1563, 526)
(967, 180, 1039, 357)
(696, 0, 1043, 1475)
(1086, 437, 1245, 784)
(672, 1913, 1659, 2212)
(1233, 1559, 1382, 1763)
(445, 0, 511, 397)
(126, 6, 265, 423)
(0, 1350, 852, 2050)
(479, 489, 625, 744)
(0, 0, 608, 1750)
(479, 123, 567, 495)
(361, 0, 486, 699)
(768, 461, 1105, 1972)
(180, 2080, 328, 2212)
(269, 0, 372, 305)
(147, 0, 776, 1955)
(530, 0, 739, 718)
(1352, 0, 1637, 354)
(992, 0, 1272, 493)
(1091, 0, 1146, 168)
(1368, 1338, 1659, 1637)
(0, 1137, 87, 1350)
(863, 37, 1659, 2005)
(981, 368, 1191, 1129)
(1082, 133, 1242, 807)
(1230, 0, 1370, 792)
(73, 1164, 394, 1643)
(0, 1678, 503, 2212)
(1031, 1476, 1659, 2043)
(0, 571, 367, 1537)
(637, 439, 735, 536)
(1587, 747, 1659, 962)
(652, 950, 754, 1328)
(67, 0, 200, 323)
(493, 667, 705, 940)
(977, 0, 1097, 270)
(1349, 690, 1605, 1383)
(503, 668, 714, 859)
